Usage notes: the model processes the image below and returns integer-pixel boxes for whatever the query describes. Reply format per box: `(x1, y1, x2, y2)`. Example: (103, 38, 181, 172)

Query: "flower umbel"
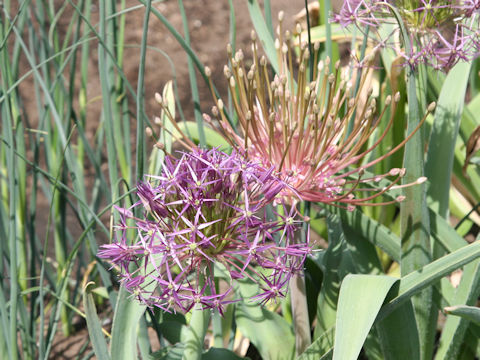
(203, 18, 432, 210)
(333, 0, 480, 70)
(98, 148, 310, 313)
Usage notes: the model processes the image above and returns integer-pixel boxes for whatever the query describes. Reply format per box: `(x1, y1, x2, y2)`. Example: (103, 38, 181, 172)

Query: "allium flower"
(333, 0, 480, 70)
(98, 148, 310, 313)
(203, 18, 430, 210)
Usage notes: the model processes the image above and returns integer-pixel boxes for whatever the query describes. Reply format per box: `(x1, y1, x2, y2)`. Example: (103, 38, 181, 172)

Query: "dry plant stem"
(290, 229, 311, 356)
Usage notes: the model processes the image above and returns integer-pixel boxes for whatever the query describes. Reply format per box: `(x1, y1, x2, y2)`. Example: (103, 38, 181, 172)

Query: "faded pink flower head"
(204, 19, 432, 210)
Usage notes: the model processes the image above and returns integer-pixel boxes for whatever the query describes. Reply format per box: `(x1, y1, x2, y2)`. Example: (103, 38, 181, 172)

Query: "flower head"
(333, 0, 480, 70)
(99, 148, 310, 313)
(203, 19, 432, 210)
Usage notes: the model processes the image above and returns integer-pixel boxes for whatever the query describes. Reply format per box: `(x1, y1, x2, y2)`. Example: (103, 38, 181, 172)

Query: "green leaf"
(444, 305, 480, 326)
(379, 241, 480, 320)
(377, 301, 420, 360)
(176, 122, 230, 151)
(181, 306, 210, 360)
(246, 0, 278, 73)
(235, 279, 295, 360)
(333, 275, 398, 360)
(326, 207, 401, 262)
(297, 327, 334, 360)
(435, 259, 480, 359)
(426, 61, 472, 217)
(110, 287, 146, 360)
(83, 282, 111, 360)
(314, 214, 346, 346)
(201, 348, 247, 360)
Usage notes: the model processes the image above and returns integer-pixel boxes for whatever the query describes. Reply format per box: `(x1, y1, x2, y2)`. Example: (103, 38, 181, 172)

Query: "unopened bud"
(212, 106, 219, 116)
(250, 30, 257, 41)
(385, 95, 392, 106)
(278, 11, 284, 21)
(275, 38, 281, 50)
(217, 99, 224, 111)
(394, 92, 401, 102)
(296, 23, 302, 35)
(427, 102, 436, 112)
(155, 92, 162, 104)
(154, 116, 162, 125)
(155, 142, 165, 150)
(223, 65, 231, 78)
(145, 127, 153, 137)
(417, 176, 427, 184)
(204, 66, 211, 77)
(235, 49, 244, 62)
(396, 195, 406, 202)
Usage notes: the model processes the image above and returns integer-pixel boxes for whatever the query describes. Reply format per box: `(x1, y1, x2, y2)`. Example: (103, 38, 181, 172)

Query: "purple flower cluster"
(333, 0, 480, 70)
(98, 148, 311, 314)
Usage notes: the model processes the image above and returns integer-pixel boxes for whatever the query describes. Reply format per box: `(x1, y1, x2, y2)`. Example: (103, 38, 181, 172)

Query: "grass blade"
(83, 282, 111, 360)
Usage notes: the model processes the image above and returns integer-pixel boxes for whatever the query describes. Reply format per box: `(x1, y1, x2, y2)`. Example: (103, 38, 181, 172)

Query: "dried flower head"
(99, 148, 310, 313)
(204, 18, 432, 210)
(333, 0, 480, 70)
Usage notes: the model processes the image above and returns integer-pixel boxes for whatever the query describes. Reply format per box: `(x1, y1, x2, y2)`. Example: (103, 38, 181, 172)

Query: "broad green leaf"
(181, 306, 210, 360)
(150, 344, 185, 360)
(157, 312, 187, 345)
(176, 122, 230, 151)
(333, 275, 398, 360)
(328, 206, 401, 262)
(426, 61, 472, 217)
(377, 301, 420, 360)
(298, 327, 334, 360)
(444, 305, 480, 325)
(110, 287, 146, 360)
(201, 348, 247, 360)
(235, 279, 295, 360)
(83, 282, 111, 360)
(314, 214, 346, 346)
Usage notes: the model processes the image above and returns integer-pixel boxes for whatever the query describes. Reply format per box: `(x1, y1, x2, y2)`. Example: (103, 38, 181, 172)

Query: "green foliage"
(1, 1, 480, 359)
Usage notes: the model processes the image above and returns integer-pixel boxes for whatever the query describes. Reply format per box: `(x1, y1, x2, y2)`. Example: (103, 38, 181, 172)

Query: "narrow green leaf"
(178, 0, 205, 146)
(333, 275, 398, 360)
(83, 283, 111, 360)
(435, 258, 480, 359)
(444, 305, 480, 326)
(246, 0, 278, 73)
(378, 241, 480, 320)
